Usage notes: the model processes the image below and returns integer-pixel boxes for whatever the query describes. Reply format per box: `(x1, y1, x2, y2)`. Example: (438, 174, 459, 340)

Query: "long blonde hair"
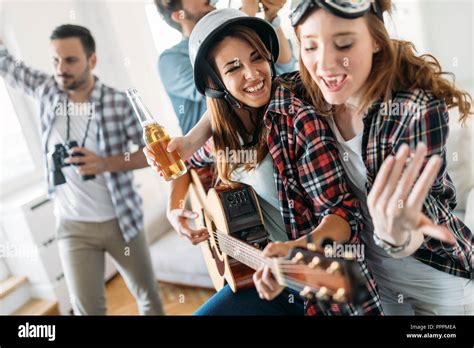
(296, 0, 473, 124)
(206, 25, 271, 186)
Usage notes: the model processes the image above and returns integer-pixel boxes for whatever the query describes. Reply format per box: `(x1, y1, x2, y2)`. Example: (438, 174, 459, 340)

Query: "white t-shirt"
(48, 100, 117, 222)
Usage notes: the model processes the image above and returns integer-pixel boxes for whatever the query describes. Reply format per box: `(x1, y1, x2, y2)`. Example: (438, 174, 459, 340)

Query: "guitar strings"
(210, 229, 322, 268)
(210, 230, 329, 291)
(191, 189, 339, 296)
(203, 229, 343, 296)
(211, 230, 325, 272)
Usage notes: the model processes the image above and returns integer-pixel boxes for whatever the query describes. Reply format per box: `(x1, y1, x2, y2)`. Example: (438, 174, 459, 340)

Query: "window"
(0, 78, 41, 196)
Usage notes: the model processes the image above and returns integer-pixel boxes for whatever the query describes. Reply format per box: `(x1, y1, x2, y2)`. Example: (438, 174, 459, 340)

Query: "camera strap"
(65, 85, 105, 147)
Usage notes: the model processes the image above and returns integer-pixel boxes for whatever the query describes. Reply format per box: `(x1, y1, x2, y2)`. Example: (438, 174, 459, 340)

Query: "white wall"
(390, 0, 473, 88)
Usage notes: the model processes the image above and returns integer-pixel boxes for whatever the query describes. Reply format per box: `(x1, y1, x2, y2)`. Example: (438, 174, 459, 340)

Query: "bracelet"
(373, 231, 412, 254)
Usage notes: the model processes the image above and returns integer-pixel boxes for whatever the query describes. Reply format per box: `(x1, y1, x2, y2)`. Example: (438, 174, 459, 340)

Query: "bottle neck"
(127, 88, 158, 126)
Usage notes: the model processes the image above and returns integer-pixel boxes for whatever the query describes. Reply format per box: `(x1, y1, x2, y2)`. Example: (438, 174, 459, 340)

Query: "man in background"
(156, 0, 296, 134)
(0, 25, 164, 315)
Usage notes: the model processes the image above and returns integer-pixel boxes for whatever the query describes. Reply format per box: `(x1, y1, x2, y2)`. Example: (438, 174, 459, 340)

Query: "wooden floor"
(105, 274, 215, 315)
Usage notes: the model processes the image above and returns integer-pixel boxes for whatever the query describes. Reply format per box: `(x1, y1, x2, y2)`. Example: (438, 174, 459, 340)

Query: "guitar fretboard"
(214, 230, 268, 271)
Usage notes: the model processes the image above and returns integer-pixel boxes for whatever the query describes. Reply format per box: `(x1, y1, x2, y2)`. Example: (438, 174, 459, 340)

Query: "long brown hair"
(205, 25, 271, 186)
(296, 0, 473, 124)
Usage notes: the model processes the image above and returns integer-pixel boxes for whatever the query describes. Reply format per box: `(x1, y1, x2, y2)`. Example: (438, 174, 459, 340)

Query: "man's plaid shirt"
(186, 74, 384, 315)
(0, 46, 145, 243)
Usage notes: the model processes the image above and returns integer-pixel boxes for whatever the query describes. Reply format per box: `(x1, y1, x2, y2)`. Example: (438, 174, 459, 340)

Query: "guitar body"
(189, 168, 225, 291)
(189, 168, 268, 293)
(189, 169, 370, 312)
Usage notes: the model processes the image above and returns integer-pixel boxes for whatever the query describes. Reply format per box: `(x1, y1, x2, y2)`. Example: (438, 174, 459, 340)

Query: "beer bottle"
(127, 88, 187, 181)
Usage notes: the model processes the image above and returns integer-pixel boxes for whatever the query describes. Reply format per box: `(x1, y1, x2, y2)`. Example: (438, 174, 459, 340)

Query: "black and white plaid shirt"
(0, 45, 145, 242)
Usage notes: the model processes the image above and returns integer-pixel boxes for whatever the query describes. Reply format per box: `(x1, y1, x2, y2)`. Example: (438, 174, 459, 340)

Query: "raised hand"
(367, 142, 456, 252)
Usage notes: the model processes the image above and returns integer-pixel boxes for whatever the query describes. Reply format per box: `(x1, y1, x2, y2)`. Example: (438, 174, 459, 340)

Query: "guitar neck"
(215, 231, 288, 287)
(215, 230, 268, 271)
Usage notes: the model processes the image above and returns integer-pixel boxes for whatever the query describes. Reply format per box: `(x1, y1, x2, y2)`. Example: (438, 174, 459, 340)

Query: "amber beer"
(127, 88, 187, 181)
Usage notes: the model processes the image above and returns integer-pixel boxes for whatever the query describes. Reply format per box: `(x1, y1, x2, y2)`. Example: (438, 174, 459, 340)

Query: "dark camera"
(49, 140, 95, 186)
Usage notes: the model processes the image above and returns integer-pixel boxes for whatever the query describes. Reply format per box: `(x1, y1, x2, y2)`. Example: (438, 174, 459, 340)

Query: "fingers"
(143, 147, 157, 165)
(254, 266, 275, 293)
(174, 209, 209, 245)
(262, 265, 276, 292)
(407, 155, 442, 212)
(166, 138, 178, 153)
(376, 144, 410, 211)
(367, 155, 395, 211)
(76, 165, 96, 175)
(143, 146, 153, 160)
(65, 156, 85, 165)
(65, 154, 91, 165)
(178, 220, 209, 245)
(262, 241, 290, 258)
(417, 213, 456, 244)
(69, 146, 92, 156)
(253, 265, 282, 301)
(168, 136, 195, 160)
(253, 268, 264, 298)
(179, 209, 199, 219)
(143, 147, 163, 175)
(390, 143, 428, 205)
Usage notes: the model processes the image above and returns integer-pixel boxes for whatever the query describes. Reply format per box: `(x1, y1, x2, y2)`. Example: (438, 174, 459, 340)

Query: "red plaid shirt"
(186, 74, 384, 316)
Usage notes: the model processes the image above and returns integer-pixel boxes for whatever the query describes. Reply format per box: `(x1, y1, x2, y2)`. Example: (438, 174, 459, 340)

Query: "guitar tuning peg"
(308, 256, 321, 269)
(332, 288, 347, 303)
(326, 261, 341, 274)
(299, 286, 315, 300)
(316, 286, 330, 301)
(291, 251, 304, 264)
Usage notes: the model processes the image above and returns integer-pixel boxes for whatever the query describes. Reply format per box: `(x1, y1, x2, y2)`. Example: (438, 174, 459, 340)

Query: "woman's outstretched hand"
(367, 142, 456, 250)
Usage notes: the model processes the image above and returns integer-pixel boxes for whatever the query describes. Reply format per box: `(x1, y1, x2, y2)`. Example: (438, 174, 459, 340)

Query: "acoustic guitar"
(188, 167, 368, 307)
